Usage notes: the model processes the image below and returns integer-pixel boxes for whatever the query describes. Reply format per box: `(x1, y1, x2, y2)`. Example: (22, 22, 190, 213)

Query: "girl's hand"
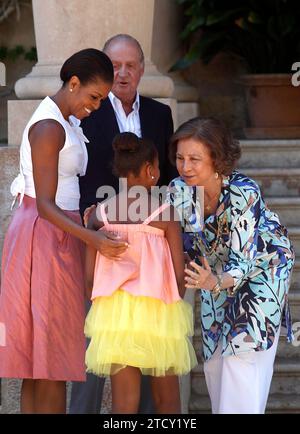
(90, 230, 129, 260)
(184, 256, 217, 290)
(83, 204, 96, 227)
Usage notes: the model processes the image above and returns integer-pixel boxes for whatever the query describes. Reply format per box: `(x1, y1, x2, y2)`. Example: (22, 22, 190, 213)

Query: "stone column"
(9, 0, 177, 145)
(15, 0, 174, 99)
(152, 0, 199, 127)
(9, 0, 201, 145)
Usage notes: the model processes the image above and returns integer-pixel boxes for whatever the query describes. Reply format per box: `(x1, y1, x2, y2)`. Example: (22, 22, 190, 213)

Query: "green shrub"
(172, 0, 300, 73)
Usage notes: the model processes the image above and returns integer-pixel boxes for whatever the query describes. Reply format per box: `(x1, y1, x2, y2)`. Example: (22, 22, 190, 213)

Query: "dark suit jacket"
(79, 96, 177, 215)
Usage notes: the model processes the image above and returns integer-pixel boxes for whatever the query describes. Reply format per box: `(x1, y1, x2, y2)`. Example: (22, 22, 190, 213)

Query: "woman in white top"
(0, 48, 128, 414)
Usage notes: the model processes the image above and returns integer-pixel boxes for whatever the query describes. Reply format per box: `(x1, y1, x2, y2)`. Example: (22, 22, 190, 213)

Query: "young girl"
(84, 132, 197, 414)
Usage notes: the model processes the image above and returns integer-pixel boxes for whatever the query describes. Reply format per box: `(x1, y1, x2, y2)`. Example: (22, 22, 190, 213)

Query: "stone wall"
(181, 53, 247, 135)
(0, 2, 36, 142)
(0, 146, 19, 256)
(152, 1, 247, 133)
(0, 0, 248, 142)
(0, 0, 249, 413)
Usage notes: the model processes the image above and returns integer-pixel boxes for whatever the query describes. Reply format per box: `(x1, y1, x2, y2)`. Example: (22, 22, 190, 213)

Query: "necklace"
(204, 190, 220, 212)
(192, 211, 229, 256)
(204, 177, 223, 212)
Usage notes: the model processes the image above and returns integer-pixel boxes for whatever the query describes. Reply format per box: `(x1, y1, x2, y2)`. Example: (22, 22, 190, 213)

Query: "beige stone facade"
(1, 0, 300, 416)
(7, 0, 201, 143)
(0, 4, 35, 141)
(0, 0, 200, 414)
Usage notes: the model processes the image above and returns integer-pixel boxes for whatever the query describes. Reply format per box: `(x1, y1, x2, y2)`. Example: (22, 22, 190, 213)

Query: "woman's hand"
(184, 256, 217, 290)
(89, 230, 129, 260)
(184, 252, 192, 267)
(83, 204, 96, 227)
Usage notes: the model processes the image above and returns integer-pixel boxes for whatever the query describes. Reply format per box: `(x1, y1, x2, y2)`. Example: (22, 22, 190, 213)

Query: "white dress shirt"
(108, 91, 142, 137)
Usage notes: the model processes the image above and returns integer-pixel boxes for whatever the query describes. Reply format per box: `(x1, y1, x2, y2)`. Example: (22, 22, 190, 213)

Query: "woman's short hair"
(60, 48, 114, 86)
(169, 117, 241, 175)
(112, 132, 158, 177)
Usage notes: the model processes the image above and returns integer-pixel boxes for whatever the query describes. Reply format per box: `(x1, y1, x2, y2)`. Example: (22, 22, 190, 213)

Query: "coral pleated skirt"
(85, 289, 198, 377)
(0, 195, 86, 381)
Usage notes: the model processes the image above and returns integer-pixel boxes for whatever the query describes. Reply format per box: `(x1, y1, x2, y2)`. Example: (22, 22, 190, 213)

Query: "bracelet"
(227, 287, 236, 297)
(211, 274, 223, 297)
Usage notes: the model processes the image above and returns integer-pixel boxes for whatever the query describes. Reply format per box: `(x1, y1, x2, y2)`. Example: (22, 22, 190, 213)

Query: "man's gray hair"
(103, 34, 144, 64)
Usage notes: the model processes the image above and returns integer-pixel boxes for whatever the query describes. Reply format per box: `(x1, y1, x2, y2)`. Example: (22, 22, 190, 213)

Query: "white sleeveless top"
(10, 96, 88, 210)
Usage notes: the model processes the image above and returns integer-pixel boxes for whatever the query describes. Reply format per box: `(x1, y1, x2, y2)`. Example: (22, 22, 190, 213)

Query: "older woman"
(168, 117, 294, 414)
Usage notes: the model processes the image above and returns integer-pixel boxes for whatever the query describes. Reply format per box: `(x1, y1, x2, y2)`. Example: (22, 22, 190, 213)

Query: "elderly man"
(78, 34, 175, 216)
(69, 34, 176, 414)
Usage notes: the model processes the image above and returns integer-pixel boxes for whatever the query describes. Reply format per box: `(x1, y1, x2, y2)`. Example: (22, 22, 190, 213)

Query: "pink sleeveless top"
(91, 203, 181, 304)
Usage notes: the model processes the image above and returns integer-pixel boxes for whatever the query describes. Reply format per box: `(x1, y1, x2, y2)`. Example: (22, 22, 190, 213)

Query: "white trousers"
(203, 329, 281, 414)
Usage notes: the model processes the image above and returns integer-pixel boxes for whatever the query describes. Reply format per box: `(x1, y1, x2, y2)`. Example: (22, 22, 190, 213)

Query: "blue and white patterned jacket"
(168, 171, 295, 361)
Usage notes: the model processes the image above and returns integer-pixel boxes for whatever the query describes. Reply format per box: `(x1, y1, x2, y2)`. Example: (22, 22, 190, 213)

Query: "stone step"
(0, 379, 73, 414)
(290, 261, 300, 291)
(265, 394, 300, 413)
(239, 139, 300, 169)
(278, 331, 300, 357)
(269, 358, 300, 395)
(191, 357, 300, 398)
(239, 168, 300, 197)
(287, 227, 300, 255)
(189, 394, 211, 414)
(266, 198, 300, 228)
(0, 378, 21, 414)
(189, 392, 300, 413)
(285, 293, 300, 327)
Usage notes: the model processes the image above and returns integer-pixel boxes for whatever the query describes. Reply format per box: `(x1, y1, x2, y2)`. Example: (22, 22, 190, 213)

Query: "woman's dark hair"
(112, 132, 158, 177)
(60, 48, 114, 86)
(169, 117, 241, 176)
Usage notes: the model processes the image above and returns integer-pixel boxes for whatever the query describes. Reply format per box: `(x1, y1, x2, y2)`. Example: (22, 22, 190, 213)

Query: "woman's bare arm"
(29, 120, 128, 258)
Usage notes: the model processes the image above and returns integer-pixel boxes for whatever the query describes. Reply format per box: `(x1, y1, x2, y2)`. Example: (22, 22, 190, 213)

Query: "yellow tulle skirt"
(84, 289, 198, 377)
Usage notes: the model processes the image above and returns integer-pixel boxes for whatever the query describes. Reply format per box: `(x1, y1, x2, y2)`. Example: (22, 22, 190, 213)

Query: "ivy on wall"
(0, 1, 36, 63)
(0, 44, 37, 62)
